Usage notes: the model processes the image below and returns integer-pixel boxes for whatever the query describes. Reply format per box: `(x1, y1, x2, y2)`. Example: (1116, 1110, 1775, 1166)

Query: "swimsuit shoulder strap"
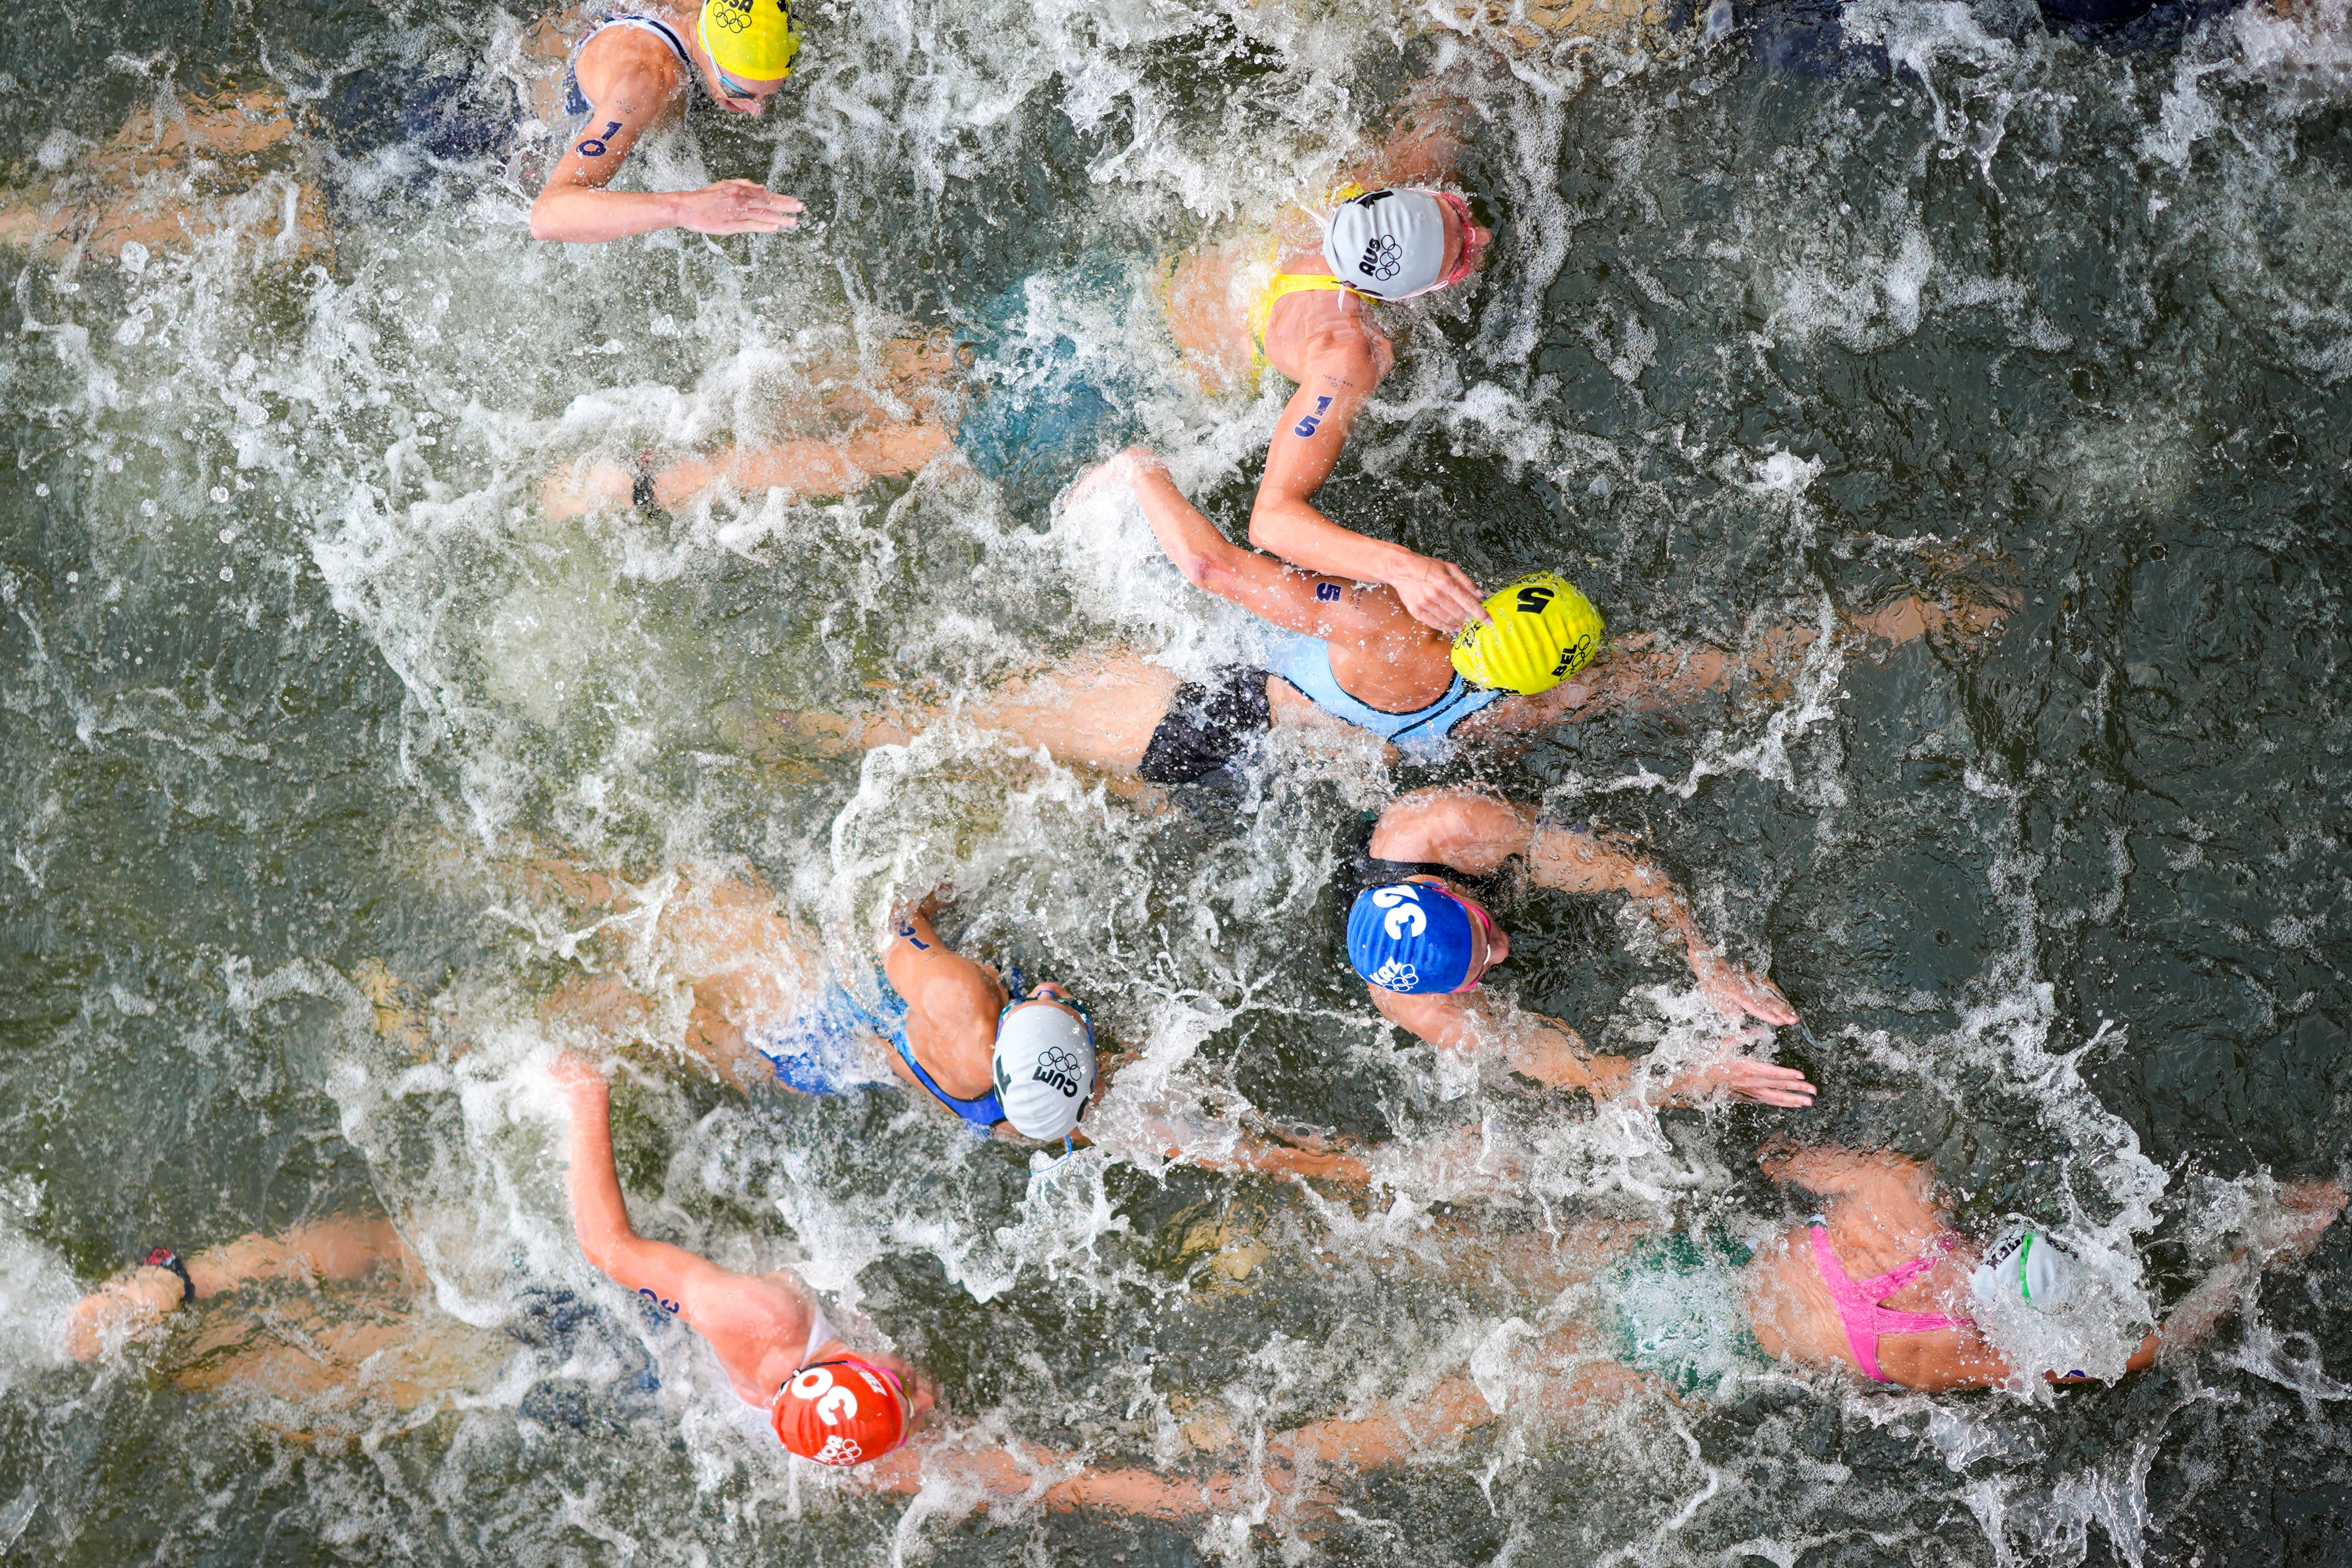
(1807, 1222, 1963, 1383)
(592, 13, 693, 64)
(567, 13, 694, 115)
(1248, 269, 1362, 372)
(891, 1035, 1006, 1130)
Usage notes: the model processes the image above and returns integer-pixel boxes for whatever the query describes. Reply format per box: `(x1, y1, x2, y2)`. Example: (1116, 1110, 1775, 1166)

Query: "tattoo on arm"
(892, 918, 931, 951)
(638, 1285, 682, 1315)
(577, 119, 623, 158)
(1314, 581, 1342, 603)
(1291, 394, 1336, 440)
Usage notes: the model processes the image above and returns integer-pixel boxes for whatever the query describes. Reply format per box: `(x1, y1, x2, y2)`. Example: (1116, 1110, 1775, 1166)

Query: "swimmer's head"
(991, 985, 1096, 1141)
(699, 0, 799, 108)
(1346, 878, 1505, 994)
(1451, 572, 1606, 695)
(1969, 1228, 2080, 1313)
(1321, 188, 1492, 302)
(772, 1355, 910, 1466)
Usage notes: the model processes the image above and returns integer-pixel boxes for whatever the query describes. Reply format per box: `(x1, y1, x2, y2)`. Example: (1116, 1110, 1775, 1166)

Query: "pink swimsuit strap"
(1808, 1223, 1963, 1383)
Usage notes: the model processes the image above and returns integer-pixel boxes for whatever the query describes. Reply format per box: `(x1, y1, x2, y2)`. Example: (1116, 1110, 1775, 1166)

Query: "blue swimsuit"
(1135, 632, 1505, 785)
(1263, 632, 1504, 757)
(754, 969, 1006, 1131)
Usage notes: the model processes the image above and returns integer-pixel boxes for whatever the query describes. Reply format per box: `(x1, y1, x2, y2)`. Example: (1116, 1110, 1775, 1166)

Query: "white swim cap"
(1969, 1228, 2079, 1312)
(991, 1000, 1095, 1141)
(1321, 188, 1450, 302)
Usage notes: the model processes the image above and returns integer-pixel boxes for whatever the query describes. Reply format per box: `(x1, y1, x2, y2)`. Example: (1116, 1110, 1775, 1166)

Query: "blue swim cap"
(1346, 881, 1476, 994)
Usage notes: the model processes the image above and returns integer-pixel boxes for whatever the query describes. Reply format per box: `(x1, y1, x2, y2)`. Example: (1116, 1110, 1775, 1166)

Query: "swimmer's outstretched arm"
(552, 1051, 825, 1398)
(1369, 986, 1813, 1107)
(1375, 788, 1799, 1027)
(62, 1215, 417, 1361)
(1944, 1180, 2346, 1393)
(1062, 1362, 1642, 1520)
(1082, 448, 1422, 643)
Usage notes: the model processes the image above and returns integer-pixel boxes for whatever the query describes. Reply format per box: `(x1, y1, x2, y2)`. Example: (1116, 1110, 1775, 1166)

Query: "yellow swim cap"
(1450, 572, 1605, 694)
(700, 0, 800, 87)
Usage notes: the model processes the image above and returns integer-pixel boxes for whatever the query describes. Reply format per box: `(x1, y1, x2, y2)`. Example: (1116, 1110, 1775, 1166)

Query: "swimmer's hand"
(63, 1270, 187, 1361)
(2273, 1179, 2347, 1256)
(676, 179, 803, 236)
(1664, 1055, 1818, 1109)
(1390, 552, 1490, 635)
(550, 1048, 611, 1101)
(1689, 952, 1800, 1027)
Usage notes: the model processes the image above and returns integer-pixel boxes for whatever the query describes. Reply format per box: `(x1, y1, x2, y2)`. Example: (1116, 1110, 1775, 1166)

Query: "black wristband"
(142, 1247, 196, 1304)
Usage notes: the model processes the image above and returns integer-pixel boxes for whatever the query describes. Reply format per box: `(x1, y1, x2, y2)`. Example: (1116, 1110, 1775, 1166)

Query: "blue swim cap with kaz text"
(1346, 881, 1476, 993)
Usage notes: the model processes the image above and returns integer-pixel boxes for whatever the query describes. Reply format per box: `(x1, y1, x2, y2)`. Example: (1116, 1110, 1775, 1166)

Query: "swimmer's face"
(1433, 192, 1493, 292)
(873, 1352, 934, 1429)
(1408, 875, 1509, 990)
(708, 64, 787, 114)
(1003, 980, 1086, 1028)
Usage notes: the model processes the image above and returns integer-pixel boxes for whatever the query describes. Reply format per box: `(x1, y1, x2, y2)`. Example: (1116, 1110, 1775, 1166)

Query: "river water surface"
(2, 0, 2350, 1563)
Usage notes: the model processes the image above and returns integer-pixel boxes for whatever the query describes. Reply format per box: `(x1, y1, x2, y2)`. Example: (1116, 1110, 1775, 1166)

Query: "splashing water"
(3, 0, 2350, 1562)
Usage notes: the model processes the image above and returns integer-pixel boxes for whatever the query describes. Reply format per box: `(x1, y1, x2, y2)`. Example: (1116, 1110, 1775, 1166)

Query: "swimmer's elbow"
(1245, 503, 1299, 554)
(1191, 550, 1251, 598)
(528, 190, 580, 243)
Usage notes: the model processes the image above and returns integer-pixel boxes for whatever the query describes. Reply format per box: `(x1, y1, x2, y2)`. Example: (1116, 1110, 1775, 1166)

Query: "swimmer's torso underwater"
(5, 0, 2352, 1562)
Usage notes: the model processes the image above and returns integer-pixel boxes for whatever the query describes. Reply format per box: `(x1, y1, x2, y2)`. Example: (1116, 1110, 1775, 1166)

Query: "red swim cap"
(771, 1358, 906, 1467)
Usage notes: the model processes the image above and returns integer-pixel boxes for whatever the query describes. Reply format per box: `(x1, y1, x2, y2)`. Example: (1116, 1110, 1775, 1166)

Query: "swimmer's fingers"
(1695, 960, 1799, 1027)
(549, 1048, 611, 1095)
(63, 1274, 180, 1360)
(1392, 555, 1489, 634)
(1716, 1059, 1818, 1108)
(677, 180, 804, 235)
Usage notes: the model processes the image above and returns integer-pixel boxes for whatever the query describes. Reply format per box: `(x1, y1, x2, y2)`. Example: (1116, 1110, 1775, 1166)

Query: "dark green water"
(2, 0, 2349, 1562)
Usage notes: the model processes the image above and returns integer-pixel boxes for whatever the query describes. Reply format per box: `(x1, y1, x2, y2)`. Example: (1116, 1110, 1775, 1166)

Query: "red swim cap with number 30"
(772, 1357, 906, 1467)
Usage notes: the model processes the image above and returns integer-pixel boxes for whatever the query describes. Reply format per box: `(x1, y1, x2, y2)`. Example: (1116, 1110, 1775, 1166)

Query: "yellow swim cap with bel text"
(1450, 572, 1605, 694)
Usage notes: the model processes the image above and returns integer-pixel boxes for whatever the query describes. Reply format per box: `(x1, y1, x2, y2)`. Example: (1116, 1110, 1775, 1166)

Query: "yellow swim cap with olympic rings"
(1450, 572, 1606, 694)
(700, 0, 800, 88)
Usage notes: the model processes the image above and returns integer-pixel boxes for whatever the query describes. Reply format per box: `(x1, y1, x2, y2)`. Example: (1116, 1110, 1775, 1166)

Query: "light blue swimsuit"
(1263, 632, 1504, 757)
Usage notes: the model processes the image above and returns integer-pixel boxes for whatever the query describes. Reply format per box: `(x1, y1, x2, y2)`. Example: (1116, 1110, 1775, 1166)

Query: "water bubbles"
(32, 484, 46, 498)
(209, 487, 230, 504)
(217, 529, 237, 544)
(118, 241, 149, 276)
(32, 127, 78, 170)
(139, 500, 158, 518)
(219, 567, 234, 582)
(65, 573, 77, 585)
(106, 458, 122, 473)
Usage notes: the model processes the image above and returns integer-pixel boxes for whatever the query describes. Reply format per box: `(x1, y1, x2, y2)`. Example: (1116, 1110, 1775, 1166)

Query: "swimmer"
(768, 449, 2012, 788)
(53, 1101, 1225, 1512)
(1339, 785, 1814, 1101)
(550, 1049, 931, 1466)
(1076, 1145, 2348, 1519)
(1171, 178, 1495, 633)
(528, 0, 808, 244)
(537, 863, 1365, 1181)
(538, 94, 1494, 550)
(549, 1050, 1380, 1502)
(0, 84, 324, 265)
